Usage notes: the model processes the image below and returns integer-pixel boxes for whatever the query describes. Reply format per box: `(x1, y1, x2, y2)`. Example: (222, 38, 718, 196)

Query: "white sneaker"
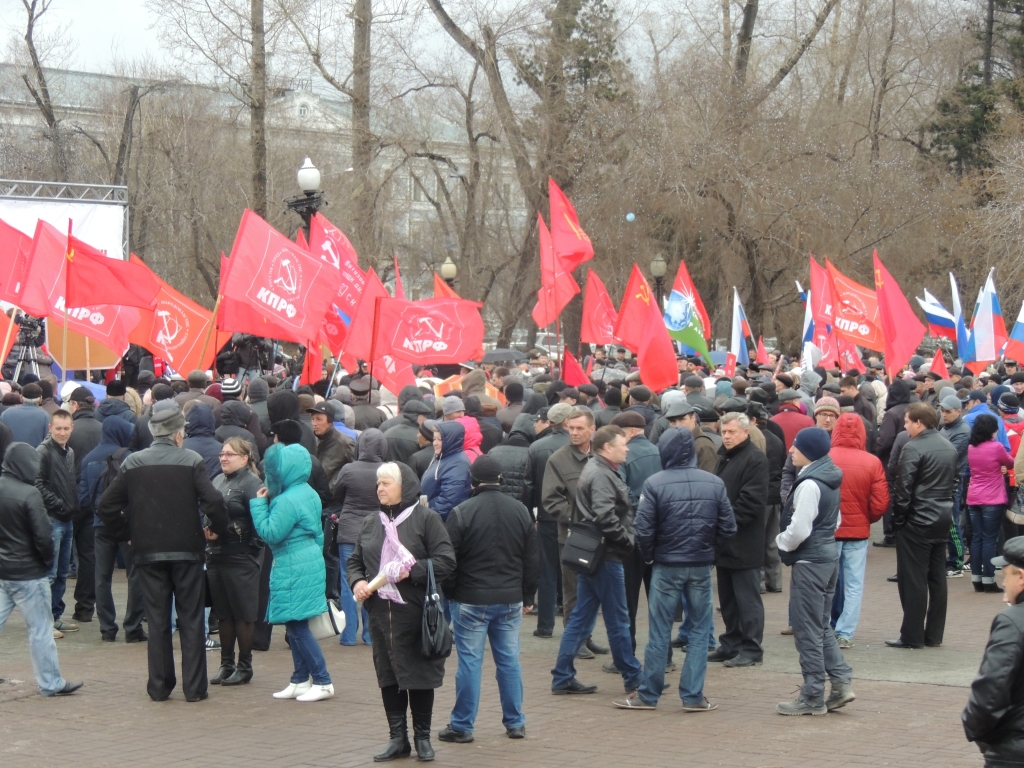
(53, 628, 64, 639)
(273, 679, 312, 699)
(296, 683, 335, 702)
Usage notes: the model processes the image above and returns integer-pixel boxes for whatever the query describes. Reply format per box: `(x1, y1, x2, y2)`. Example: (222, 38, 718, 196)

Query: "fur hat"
(148, 401, 186, 437)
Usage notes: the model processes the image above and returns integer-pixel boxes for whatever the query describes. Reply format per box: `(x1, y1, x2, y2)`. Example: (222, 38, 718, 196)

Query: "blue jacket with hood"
(78, 416, 134, 527)
(182, 403, 222, 480)
(420, 420, 471, 521)
(634, 427, 736, 567)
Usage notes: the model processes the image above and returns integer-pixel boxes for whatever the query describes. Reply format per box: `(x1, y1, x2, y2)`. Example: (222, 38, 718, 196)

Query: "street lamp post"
(441, 256, 458, 288)
(285, 157, 325, 239)
(650, 254, 667, 308)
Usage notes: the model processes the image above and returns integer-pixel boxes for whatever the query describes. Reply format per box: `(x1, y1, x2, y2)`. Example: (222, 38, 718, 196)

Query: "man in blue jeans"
(614, 428, 735, 711)
(551, 425, 643, 696)
(0, 443, 82, 696)
(438, 456, 538, 742)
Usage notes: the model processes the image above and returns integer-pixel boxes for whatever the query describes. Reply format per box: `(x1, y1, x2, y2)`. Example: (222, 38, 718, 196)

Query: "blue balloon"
(626, 212, 635, 222)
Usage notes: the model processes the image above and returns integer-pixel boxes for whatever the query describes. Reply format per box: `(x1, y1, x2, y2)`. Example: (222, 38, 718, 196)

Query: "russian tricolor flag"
(797, 281, 814, 343)
(966, 269, 1008, 362)
(1007, 300, 1024, 363)
(916, 289, 956, 343)
(731, 287, 752, 366)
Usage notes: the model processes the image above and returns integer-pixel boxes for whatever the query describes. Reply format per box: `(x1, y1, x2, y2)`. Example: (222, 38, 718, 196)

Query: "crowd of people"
(1, 346, 1024, 763)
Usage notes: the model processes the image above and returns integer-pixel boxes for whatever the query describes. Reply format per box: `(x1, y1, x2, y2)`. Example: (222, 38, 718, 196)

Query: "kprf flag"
(562, 347, 590, 387)
(1006, 300, 1024, 363)
(222, 210, 340, 343)
(532, 214, 579, 328)
(548, 178, 593, 272)
(838, 338, 866, 373)
(730, 288, 752, 366)
(20, 220, 138, 354)
(65, 236, 161, 309)
(579, 270, 618, 345)
(0, 217, 31, 305)
(873, 251, 925, 375)
(309, 213, 365, 319)
(916, 289, 957, 343)
(372, 298, 485, 365)
(433, 273, 460, 299)
(341, 269, 415, 392)
(809, 257, 836, 338)
(671, 260, 711, 340)
(826, 259, 885, 352)
(218, 251, 297, 343)
(950, 272, 972, 361)
(966, 268, 1007, 362)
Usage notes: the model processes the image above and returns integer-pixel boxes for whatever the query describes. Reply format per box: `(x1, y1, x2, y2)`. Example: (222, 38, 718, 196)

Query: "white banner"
(0, 198, 126, 261)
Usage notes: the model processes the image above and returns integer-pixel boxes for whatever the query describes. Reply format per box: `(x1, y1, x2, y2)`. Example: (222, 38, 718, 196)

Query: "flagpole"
(85, 337, 90, 382)
(555, 317, 561, 375)
(368, 296, 382, 386)
(199, 295, 223, 370)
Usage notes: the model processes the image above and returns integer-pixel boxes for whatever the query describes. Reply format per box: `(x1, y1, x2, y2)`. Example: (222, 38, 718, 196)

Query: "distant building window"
(298, 104, 309, 118)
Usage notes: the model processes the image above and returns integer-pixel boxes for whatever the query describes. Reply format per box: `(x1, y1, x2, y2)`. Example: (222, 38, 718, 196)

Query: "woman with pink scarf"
(349, 462, 455, 763)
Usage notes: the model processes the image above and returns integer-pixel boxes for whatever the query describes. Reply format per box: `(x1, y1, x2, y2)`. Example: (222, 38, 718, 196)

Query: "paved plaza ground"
(0, 529, 997, 767)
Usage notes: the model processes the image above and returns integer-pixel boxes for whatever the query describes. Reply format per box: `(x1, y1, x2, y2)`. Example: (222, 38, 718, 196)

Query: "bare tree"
(17, 0, 69, 179)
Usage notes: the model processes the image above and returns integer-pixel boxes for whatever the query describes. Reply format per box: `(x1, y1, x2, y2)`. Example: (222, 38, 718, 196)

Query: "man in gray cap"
(939, 395, 970, 577)
(665, 401, 717, 473)
(963, 536, 1024, 764)
(98, 400, 227, 703)
(349, 378, 385, 431)
(684, 376, 715, 413)
(443, 396, 466, 421)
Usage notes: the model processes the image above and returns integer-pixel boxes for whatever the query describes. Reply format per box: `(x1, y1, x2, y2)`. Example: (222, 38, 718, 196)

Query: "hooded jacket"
(892, 428, 958, 539)
(384, 409, 425, 465)
(778, 455, 843, 565)
(379, 385, 426, 434)
(96, 396, 138, 426)
(714, 436, 769, 570)
(635, 428, 736, 567)
(830, 414, 889, 539)
(68, 405, 103, 476)
(488, 412, 534, 506)
(266, 390, 317, 456)
(183, 404, 222, 480)
(247, 378, 273, 437)
(78, 416, 133, 526)
(215, 400, 261, 460)
(420, 420, 472, 520)
(0, 444, 53, 580)
(770, 402, 815, 452)
(528, 425, 569, 520)
(798, 370, 822, 415)
(457, 415, 484, 462)
(332, 428, 388, 544)
(464, 397, 502, 453)
(575, 453, 634, 563)
(878, 378, 913, 467)
(249, 443, 327, 623)
(462, 368, 500, 409)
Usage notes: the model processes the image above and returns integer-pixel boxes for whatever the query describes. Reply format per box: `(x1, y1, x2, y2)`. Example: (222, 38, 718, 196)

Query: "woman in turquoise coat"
(250, 443, 333, 702)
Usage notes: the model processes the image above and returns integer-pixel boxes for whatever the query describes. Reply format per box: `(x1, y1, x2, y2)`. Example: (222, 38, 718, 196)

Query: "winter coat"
(798, 370, 821, 415)
(249, 443, 327, 623)
(771, 403, 814, 452)
(762, 426, 785, 506)
(620, 434, 662, 508)
(215, 400, 261, 460)
(625, 402, 659, 437)
(211, 467, 264, 557)
(965, 404, 1012, 453)
(384, 412, 422, 465)
(714, 436, 769, 570)
(0, 403, 49, 448)
(408, 444, 435, 480)
(347, 462, 456, 689)
(462, 369, 500, 410)
(267, 390, 317, 456)
(67, 407, 103, 476)
(379, 386, 425, 434)
(595, 405, 622, 428)
(635, 428, 736, 568)
(97, 437, 227, 563)
(96, 397, 137, 425)
(420, 420, 471, 520)
(941, 415, 971, 476)
(497, 400, 524, 434)
(878, 378, 912, 467)
(445, 484, 538, 605)
(182, 404, 223, 480)
(0, 444, 53, 580)
(529, 426, 570, 520)
(35, 436, 77, 523)
(830, 414, 889, 539)
(575, 454, 634, 562)
(457, 416, 484, 461)
(0, 421, 13, 468)
(468, 412, 502, 454)
(542, 441, 589, 541)
(332, 429, 387, 544)
(963, 593, 1024, 765)
(892, 428, 959, 540)
(487, 413, 535, 507)
(174, 388, 221, 415)
(851, 393, 876, 425)
(222, 397, 268, 456)
(692, 426, 719, 473)
(78, 416, 133, 526)
(352, 400, 386, 431)
(313, 425, 355, 483)
(968, 440, 1015, 506)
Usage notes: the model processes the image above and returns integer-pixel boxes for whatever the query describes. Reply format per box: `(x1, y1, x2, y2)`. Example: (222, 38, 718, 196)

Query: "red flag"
(309, 213, 364, 319)
(724, 353, 737, 377)
(221, 210, 340, 343)
(562, 347, 589, 386)
(756, 336, 770, 365)
(809, 256, 836, 337)
(838, 338, 866, 374)
(580, 270, 618, 345)
(827, 258, 885, 352)
(20, 220, 138, 354)
(303, 341, 323, 384)
(638, 303, 679, 392)
(929, 349, 950, 380)
(372, 298, 485, 365)
(433, 273, 460, 299)
(613, 264, 654, 353)
(531, 214, 579, 327)
(874, 251, 926, 376)
(295, 228, 308, 249)
(0, 218, 31, 305)
(548, 178, 594, 271)
(670, 260, 711, 339)
(218, 251, 296, 342)
(393, 256, 406, 300)
(65, 236, 161, 309)
(128, 255, 224, 374)
(320, 307, 349, 357)
(345, 268, 389, 361)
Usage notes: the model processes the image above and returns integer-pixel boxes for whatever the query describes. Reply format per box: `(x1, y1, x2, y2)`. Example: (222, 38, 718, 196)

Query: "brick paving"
(0, 532, 996, 767)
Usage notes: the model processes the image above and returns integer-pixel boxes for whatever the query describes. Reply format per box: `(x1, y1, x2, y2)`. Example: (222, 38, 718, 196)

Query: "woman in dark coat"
(348, 462, 456, 762)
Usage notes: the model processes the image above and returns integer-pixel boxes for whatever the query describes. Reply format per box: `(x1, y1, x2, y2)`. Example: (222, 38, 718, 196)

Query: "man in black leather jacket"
(887, 403, 958, 650)
(963, 536, 1024, 766)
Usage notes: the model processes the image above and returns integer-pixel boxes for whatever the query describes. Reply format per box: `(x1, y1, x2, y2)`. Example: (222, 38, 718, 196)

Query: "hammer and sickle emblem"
(563, 213, 591, 242)
(874, 268, 882, 287)
(635, 284, 650, 305)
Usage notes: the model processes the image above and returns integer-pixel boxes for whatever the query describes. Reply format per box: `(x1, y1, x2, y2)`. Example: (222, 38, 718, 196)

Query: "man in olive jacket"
(709, 412, 769, 667)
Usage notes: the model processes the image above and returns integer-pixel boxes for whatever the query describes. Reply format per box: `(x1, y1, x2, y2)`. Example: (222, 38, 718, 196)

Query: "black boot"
(374, 711, 411, 762)
(221, 659, 253, 686)
(412, 709, 434, 762)
(210, 658, 235, 685)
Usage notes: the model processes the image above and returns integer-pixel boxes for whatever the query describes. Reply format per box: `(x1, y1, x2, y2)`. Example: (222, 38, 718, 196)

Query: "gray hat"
(778, 389, 802, 402)
(665, 401, 696, 420)
(442, 396, 465, 416)
(547, 402, 573, 425)
(992, 535, 1024, 569)
(940, 395, 962, 412)
(403, 399, 433, 417)
(938, 386, 957, 402)
(148, 400, 186, 437)
(350, 378, 371, 394)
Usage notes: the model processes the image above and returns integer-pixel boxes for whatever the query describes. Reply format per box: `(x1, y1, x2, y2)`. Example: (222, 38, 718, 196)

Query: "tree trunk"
(984, 0, 995, 85)
(734, 0, 759, 86)
(868, 0, 896, 162)
(837, 0, 868, 104)
(351, 0, 376, 266)
(21, 0, 68, 180)
(250, 0, 268, 219)
(722, 0, 733, 71)
(112, 85, 141, 186)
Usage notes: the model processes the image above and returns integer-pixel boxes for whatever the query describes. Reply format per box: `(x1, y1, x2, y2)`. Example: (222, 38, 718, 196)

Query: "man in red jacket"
(771, 391, 814, 451)
(830, 414, 889, 649)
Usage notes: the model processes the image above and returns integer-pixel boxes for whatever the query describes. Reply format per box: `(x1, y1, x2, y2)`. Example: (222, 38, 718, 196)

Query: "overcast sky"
(0, 0, 165, 72)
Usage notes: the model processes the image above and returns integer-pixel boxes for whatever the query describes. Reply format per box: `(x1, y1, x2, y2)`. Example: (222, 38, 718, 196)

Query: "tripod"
(11, 344, 45, 382)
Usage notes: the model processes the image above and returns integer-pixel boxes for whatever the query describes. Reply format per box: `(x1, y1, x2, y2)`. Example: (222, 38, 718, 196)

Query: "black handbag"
(560, 521, 606, 576)
(420, 559, 453, 659)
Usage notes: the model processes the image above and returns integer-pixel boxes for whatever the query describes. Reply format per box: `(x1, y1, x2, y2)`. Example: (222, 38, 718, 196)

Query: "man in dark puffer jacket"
(488, 412, 535, 507)
(384, 399, 432, 465)
(614, 428, 735, 712)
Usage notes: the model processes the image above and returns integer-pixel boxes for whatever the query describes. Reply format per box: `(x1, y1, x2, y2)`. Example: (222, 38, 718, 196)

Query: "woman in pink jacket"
(967, 413, 1015, 592)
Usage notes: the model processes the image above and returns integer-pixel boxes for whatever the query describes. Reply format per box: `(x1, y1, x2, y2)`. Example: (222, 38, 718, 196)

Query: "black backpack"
(92, 448, 130, 510)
